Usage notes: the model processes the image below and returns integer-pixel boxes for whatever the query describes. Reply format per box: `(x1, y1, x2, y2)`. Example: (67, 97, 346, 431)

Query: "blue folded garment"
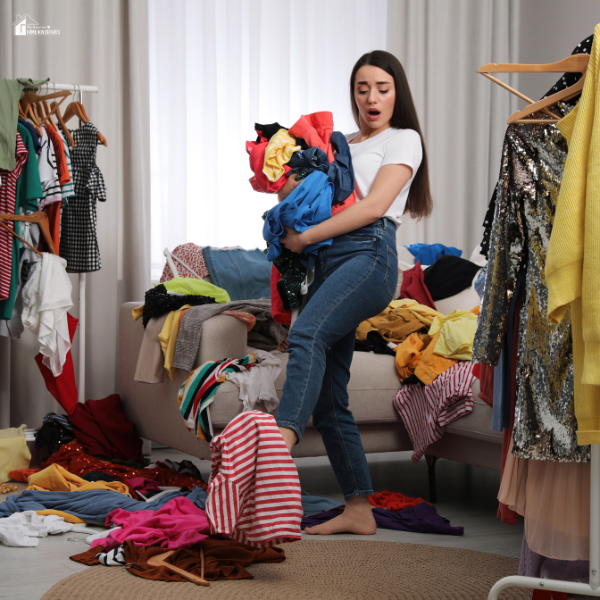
(301, 490, 343, 516)
(202, 247, 271, 301)
(0, 486, 207, 525)
(287, 131, 355, 206)
(405, 243, 462, 265)
(264, 171, 333, 261)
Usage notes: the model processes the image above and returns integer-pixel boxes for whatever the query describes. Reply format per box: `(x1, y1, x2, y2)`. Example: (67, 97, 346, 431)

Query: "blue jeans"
(276, 217, 398, 500)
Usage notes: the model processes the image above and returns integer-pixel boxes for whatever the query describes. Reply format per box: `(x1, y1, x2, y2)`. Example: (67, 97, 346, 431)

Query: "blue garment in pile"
(202, 247, 271, 301)
(287, 131, 355, 206)
(405, 243, 462, 265)
(0, 486, 207, 525)
(300, 490, 342, 516)
(264, 171, 334, 262)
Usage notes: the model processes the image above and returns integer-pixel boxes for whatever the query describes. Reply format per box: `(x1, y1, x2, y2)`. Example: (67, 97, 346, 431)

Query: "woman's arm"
(281, 163, 413, 253)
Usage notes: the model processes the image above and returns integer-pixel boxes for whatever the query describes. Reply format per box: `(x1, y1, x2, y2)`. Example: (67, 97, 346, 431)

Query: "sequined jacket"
(472, 105, 589, 462)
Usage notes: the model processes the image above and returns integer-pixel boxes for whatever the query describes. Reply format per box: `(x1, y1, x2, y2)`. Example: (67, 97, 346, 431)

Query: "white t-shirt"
(346, 127, 423, 227)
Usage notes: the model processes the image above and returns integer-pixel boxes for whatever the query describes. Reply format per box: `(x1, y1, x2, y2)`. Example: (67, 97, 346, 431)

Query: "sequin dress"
(472, 103, 589, 462)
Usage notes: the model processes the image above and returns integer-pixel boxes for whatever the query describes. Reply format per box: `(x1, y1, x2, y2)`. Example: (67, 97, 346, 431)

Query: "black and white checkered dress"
(59, 121, 107, 273)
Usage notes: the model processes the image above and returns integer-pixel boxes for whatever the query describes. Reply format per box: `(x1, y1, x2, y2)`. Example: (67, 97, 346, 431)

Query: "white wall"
(517, 0, 599, 102)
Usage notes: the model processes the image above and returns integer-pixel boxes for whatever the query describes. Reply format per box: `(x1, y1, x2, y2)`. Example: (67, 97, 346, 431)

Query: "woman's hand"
(277, 173, 302, 203)
(280, 227, 308, 254)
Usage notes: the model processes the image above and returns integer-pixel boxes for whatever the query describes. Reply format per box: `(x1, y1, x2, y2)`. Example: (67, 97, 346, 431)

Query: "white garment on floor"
(225, 349, 282, 412)
(21, 253, 73, 376)
(0, 511, 72, 547)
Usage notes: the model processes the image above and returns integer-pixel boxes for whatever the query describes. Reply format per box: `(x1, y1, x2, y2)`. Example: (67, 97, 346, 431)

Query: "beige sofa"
(118, 275, 503, 499)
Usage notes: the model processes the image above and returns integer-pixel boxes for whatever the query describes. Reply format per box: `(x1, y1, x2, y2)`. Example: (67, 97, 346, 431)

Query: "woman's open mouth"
(367, 109, 380, 121)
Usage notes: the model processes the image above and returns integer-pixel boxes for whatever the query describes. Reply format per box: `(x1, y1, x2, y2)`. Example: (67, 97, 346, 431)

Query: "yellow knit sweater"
(546, 23, 600, 445)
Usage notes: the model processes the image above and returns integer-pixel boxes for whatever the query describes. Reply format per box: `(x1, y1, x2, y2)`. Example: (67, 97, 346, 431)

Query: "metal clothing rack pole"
(488, 448, 600, 598)
(27, 81, 99, 404)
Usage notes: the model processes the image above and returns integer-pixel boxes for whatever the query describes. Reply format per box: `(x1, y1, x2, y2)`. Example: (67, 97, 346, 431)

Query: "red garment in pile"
(270, 265, 291, 325)
(43, 441, 207, 490)
(69, 394, 144, 463)
(400, 261, 436, 309)
(369, 489, 427, 511)
(35, 312, 78, 414)
(246, 129, 291, 193)
(206, 411, 302, 547)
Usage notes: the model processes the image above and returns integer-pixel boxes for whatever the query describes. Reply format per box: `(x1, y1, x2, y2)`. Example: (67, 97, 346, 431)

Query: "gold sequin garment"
(472, 104, 589, 462)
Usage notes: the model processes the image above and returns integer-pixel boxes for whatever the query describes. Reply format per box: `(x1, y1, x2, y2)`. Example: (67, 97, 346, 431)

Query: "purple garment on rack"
(301, 503, 464, 536)
(519, 535, 589, 582)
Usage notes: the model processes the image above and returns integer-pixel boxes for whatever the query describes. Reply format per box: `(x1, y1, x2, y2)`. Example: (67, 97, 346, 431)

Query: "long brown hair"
(350, 50, 433, 220)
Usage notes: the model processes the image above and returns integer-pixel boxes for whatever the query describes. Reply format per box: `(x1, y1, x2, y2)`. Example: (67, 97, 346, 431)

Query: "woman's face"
(354, 65, 396, 131)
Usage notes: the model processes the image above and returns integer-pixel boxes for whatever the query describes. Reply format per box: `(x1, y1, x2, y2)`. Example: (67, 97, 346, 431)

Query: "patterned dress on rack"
(0, 133, 28, 300)
(59, 122, 106, 273)
(472, 103, 589, 462)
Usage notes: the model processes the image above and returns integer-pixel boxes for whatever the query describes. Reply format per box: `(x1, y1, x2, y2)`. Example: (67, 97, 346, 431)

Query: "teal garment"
(0, 78, 48, 171)
(0, 124, 43, 319)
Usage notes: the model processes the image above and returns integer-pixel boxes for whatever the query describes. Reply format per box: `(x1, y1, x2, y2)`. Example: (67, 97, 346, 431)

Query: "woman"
(276, 50, 432, 535)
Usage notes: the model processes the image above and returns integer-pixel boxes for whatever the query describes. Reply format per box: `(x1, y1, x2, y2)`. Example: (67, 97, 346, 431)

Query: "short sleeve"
(380, 129, 423, 174)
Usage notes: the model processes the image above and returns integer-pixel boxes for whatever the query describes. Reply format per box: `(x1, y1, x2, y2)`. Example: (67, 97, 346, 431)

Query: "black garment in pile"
(81, 471, 117, 483)
(423, 255, 480, 301)
(35, 421, 76, 464)
(480, 35, 593, 258)
(59, 122, 107, 273)
(354, 331, 396, 356)
(142, 285, 216, 327)
(273, 248, 307, 311)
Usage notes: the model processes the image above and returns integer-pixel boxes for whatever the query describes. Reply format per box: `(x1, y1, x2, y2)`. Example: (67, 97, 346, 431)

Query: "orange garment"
(289, 112, 335, 163)
(45, 123, 70, 186)
(9, 468, 39, 483)
(369, 489, 427, 512)
(395, 332, 458, 385)
(44, 202, 61, 253)
(357, 304, 436, 344)
(36, 509, 84, 523)
(27, 463, 130, 495)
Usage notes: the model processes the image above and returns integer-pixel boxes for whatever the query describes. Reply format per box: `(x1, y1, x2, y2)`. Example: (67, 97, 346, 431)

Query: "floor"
(0, 448, 524, 600)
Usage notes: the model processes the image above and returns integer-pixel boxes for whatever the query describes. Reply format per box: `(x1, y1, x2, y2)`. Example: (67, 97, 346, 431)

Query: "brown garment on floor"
(70, 537, 286, 581)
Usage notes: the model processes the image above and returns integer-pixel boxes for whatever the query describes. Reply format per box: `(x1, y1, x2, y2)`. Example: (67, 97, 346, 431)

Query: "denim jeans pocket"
(384, 244, 399, 302)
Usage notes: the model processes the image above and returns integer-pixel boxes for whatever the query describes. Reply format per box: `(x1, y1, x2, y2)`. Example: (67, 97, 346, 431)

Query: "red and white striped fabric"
(0, 133, 28, 300)
(394, 361, 476, 463)
(205, 410, 302, 547)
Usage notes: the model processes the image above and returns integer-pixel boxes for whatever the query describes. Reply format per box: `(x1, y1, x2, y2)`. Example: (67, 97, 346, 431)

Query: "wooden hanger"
(147, 549, 210, 586)
(20, 90, 70, 121)
(0, 211, 58, 256)
(0, 219, 43, 258)
(62, 101, 108, 147)
(477, 53, 590, 124)
(50, 101, 75, 148)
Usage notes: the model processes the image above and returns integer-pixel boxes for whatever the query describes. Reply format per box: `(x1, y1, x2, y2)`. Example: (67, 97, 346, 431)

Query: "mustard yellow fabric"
(27, 464, 130, 495)
(395, 332, 457, 385)
(35, 510, 84, 523)
(159, 305, 192, 380)
(357, 300, 443, 344)
(263, 129, 301, 182)
(429, 309, 478, 361)
(546, 24, 600, 444)
(132, 305, 144, 321)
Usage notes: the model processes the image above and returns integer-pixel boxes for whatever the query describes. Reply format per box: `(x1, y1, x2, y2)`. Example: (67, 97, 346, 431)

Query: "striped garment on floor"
(206, 410, 302, 547)
(96, 545, 125, 566)
(394, 361, 476, 463)
(178, 355, 256, 441)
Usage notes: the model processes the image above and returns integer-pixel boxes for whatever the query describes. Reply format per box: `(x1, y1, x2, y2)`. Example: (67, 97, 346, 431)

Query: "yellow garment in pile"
(263, 128, 301, 182)
(546, 24, 600, 444)
(429, 309, 478, 361)
(35, 510, 84, 523)
(27, 463, 130, 495)
(159, 305, 192, 380)
(395, 332, 457, 385)
(357, 300, 443, 344)
(160, 277, 230, 304)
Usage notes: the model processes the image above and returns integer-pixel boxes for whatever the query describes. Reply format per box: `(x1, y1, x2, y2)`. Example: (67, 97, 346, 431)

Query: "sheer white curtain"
(149, 0, 519, 279)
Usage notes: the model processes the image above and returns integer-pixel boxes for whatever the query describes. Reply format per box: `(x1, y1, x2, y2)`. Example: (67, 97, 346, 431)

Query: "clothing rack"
(24, 81, 99, 404)
(489, 446, 600, 598)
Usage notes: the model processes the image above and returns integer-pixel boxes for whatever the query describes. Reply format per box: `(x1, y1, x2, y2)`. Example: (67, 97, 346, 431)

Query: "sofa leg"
(425, 455, 438, 504)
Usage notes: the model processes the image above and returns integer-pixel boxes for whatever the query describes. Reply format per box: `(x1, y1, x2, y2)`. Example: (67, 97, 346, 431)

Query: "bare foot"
(305, 497, 376, 535)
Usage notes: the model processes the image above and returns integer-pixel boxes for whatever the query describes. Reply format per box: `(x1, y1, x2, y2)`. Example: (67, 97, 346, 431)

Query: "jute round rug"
(42, 540, 535, 600)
